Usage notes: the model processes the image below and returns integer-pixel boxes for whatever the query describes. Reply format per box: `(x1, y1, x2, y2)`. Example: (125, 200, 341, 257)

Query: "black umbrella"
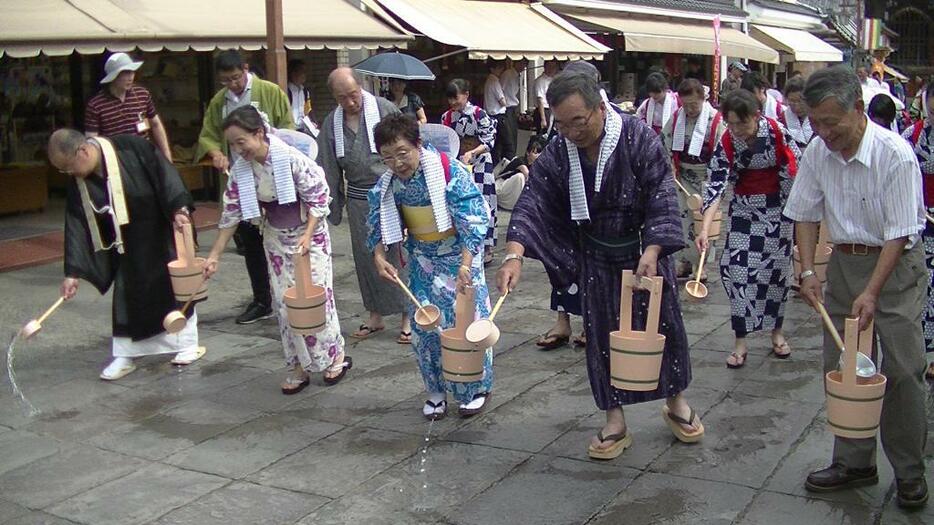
(352, 52, 435, 81)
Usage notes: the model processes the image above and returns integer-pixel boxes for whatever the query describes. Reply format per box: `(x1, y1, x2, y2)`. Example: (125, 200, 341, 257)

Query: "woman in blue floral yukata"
(367, 113, 494, 420)
(441, 78, 498, 265)
(203, 106, 348, 395)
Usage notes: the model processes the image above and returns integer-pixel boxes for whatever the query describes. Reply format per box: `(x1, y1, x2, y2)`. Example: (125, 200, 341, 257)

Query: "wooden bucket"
(609, 271, 666, 392)
(693, 209, 722, 241)
(283, 251, 327, 335)
(441, 287, 484, 383)
(825, 318, 886, 439)
(167, 223, 207, 302)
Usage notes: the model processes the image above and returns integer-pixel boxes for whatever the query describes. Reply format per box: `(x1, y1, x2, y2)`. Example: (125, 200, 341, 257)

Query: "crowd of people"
(49, 50, 933, 508)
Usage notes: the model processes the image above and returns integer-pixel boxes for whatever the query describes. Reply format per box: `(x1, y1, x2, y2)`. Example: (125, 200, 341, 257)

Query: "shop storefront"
(0, 0, 410, 214)
(543, 0, 778, 104)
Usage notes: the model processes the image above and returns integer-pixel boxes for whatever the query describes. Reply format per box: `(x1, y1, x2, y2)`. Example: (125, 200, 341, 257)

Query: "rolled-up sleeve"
(783, 146, 824, 222)
(881, 157, 924, 242)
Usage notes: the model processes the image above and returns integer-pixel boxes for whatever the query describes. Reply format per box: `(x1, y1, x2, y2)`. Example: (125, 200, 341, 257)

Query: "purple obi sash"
(260, 200, 304, 229)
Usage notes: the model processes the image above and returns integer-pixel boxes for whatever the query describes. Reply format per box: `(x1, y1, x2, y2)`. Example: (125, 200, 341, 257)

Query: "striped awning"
(0, 0, 411, 57)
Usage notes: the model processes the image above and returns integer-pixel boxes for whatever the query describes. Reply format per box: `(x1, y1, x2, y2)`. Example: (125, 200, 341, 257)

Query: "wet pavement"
(1, 219, 932, 525)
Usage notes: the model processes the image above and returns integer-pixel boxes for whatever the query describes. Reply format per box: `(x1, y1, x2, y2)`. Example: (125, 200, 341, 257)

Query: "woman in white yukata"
(203, 106, 348, 394)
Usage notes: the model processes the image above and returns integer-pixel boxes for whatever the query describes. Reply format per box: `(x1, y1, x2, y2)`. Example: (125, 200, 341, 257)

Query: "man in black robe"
(50, 129, 204, 380)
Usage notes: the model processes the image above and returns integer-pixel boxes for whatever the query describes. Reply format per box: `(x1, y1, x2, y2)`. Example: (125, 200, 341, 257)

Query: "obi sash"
(260, 200, 304, 229)
(735, 166, 780, 196)
(401, 205, 455, 242)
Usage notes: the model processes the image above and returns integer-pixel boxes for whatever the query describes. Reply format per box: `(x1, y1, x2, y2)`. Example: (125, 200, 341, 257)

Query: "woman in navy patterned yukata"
(902, 88, 934, 378)
(695, 89, 801, 369)
(367, 113, 494, 420)
(441, 78, 497, 265)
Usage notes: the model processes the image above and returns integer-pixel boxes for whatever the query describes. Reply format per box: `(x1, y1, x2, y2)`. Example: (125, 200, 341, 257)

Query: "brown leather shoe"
(805, 463, 878, 493)
(896, 477, 928, 509)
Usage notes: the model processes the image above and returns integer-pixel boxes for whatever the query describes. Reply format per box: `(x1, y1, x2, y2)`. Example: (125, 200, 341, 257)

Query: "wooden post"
(265, 0, 287, 91)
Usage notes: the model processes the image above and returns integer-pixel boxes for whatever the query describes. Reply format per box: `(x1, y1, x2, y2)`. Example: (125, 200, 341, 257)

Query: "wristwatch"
(799, 269, 816, 281)
(501, 253, 524, 267)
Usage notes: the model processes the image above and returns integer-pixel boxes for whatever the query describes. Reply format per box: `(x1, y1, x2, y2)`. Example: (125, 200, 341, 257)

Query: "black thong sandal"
(771, 341, 792, 359)
(323, 356, 353, 386)
(352, 324, 384, 339)
(726, 352, 747, 369)
(537, 332, 570, 351)
(422, 399, 447, 421)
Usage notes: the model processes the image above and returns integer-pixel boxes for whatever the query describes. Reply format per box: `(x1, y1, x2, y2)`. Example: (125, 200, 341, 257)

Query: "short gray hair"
(546, 71, 602, 110)
(803, 65, 862, 111)
(48, 128, 87, 158)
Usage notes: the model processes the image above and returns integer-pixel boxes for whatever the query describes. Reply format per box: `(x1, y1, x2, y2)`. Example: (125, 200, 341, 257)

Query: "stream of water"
(6, 333, 40, 416)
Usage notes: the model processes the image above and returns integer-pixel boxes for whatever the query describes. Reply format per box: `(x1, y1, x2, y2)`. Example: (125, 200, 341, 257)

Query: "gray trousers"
(346, 198, 406, 317)
(823, 244, 928, 480)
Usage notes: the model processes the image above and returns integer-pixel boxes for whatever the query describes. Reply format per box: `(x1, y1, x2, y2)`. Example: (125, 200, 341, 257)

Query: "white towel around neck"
(231, 134, 297, 221)
(672, 102, 713, 157)
(566, 107, 623, 222)
(378, 147, 452, 246)
(334, 89, 380, 158)
(646, 92, 675, 129)
(764, 93, 780, 119)
(782, 106, 812, 145)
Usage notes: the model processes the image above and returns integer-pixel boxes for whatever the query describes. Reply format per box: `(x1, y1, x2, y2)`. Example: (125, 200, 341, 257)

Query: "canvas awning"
(0, 0, 411, 57)
(750, 25, 843, 63)
(566, 13, 780, 64)
(372, 0, 610, 61)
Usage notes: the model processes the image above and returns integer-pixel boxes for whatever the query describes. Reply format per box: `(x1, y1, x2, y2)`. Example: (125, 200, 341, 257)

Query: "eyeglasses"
(553, 109, 597, 133)
(380, 149, 413, 165)
(218, 71, 245, 86)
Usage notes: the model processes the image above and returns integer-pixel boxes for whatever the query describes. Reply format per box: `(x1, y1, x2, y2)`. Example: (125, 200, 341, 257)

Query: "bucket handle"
(619, 270, 664, 336)
(292, 251, 313, 298)
(452, 286, 476, 338)
(173, 223, 196, 266)
(841, 316, 874, 387)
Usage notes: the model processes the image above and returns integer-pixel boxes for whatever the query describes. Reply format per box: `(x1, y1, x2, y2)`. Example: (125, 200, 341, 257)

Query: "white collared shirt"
(783, 117, 924, 247)
(224, 72, 254, 116)
(535, 73, 552, 109)
(484, 74, 507, 116)
(500, 67, 520, 108)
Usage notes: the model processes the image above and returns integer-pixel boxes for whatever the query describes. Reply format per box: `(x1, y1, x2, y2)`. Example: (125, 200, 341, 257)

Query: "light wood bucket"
(693, 209, 722, 241)
(283, 251, 327, 335)
(825, 318, 886, 439)
(168, 223, 207, 303)
(441, 287, 484, 383)
(609, 271, 666, 392)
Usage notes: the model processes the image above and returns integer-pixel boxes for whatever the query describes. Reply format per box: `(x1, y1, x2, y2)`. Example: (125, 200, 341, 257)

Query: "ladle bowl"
(20, 320, 42, 339)
(465, 318, 499, 348)
(414, 304, 441, 330)
(163, 311, 188, 334)
(684, 280, 708, 298)
(815, 302, 878, 378)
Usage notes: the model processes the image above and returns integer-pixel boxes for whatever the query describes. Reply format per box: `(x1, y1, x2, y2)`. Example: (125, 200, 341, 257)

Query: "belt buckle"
(852, 243, 868, 256)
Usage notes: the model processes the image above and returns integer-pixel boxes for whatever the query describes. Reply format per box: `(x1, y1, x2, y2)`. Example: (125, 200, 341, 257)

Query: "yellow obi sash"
(401, 205, 455, 242)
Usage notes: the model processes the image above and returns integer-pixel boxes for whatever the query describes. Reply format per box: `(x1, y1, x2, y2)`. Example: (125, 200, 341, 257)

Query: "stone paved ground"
(1, 219, 932, 525)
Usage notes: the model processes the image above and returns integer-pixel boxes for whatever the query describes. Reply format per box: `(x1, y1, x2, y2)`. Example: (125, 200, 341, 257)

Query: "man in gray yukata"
(317, 67, 409, 341)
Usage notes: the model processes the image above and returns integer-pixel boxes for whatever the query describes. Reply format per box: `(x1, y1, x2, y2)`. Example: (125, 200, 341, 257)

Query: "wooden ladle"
(465, 290, 510, 349)
(392, 274, 441, 330)
(684, 249, 708, 299)
(673, 177, 703, 211)
(163, 275, 208, 334)
(20, 297, 66, 339)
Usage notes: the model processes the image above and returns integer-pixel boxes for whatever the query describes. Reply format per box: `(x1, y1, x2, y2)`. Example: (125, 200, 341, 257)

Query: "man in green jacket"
(196, 49, 293, 324)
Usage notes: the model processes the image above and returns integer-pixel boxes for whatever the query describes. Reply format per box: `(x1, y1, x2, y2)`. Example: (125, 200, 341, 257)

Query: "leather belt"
(836, 243, 882, 255)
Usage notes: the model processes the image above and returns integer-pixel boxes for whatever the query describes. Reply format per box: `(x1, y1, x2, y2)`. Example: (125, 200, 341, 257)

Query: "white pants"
(112, 310, 199, 358)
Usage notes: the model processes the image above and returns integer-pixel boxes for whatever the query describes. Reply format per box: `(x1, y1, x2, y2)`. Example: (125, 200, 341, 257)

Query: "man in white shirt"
(499, 59, 525, 161)
(784, 65, 928, 509)
(534, 60, 559, 134)
(484, 60, 508, 164)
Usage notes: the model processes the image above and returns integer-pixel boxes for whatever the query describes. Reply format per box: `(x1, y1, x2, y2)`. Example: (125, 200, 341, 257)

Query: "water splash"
(7, 333, 40, 416)
(412, 418, 436, 512)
